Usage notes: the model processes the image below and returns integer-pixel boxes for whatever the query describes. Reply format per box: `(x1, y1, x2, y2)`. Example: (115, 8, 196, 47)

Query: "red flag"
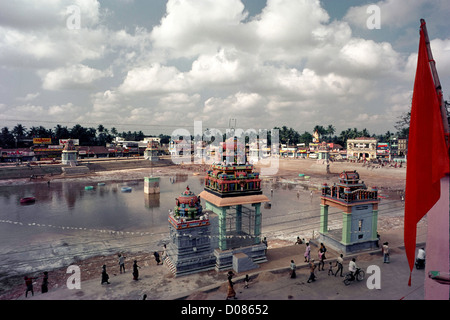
(404, 25, 450, 286)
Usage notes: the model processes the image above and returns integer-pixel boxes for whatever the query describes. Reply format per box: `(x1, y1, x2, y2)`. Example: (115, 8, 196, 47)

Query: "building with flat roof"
(347, 137, 377, 160)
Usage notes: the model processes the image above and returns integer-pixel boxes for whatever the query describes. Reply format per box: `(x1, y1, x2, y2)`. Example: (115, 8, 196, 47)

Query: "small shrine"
(165, 186, 216, 276)
(144, 140, 159, 161)
(144, 176, 160, 194)
(199, 137, 269, 272)
(61, 139, 78, 166)
(318, 170, 379, 254)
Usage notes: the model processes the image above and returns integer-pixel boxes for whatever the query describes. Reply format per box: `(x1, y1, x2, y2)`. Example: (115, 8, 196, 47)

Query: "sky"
(1, 0, 450, 137)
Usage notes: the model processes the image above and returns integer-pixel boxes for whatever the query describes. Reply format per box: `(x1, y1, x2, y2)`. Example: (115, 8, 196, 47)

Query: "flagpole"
(420, 19, 450, 144)
(420, 19, 450, 298)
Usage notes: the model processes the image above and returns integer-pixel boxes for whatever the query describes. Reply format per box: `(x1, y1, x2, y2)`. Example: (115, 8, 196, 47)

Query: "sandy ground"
(0, 158, 411, 300)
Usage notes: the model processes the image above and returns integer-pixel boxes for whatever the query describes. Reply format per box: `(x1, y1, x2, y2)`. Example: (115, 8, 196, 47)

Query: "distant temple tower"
(199, 137, 269, 272)
(144, 139, 159, 162)
(319, 170, 379, 254)
(165, 186, 216, 276)
(61, 139, 78, 166)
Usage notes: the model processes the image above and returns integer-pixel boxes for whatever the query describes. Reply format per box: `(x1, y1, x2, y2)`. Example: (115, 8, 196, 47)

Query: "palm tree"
(12, 124, 27, 147)
(54, 124, 70, 140)
(1, 127, 15, 148)
(360, 128, 370, 137)
(326, 124, 335, 141)
(12, 124, 27, 138)
(313, 125, 327, 140)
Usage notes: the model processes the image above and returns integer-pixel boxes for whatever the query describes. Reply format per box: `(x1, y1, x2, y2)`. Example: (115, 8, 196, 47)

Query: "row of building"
(1, 135, 408, 163)
(0, 137, 162, 163)
(169, 136, 408, 163)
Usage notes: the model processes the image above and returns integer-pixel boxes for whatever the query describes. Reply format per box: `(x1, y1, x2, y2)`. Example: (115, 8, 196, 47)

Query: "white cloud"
(1, 0, 449, 135)
(150, 0, 249, 58)
(254, 0, 329, 41)
(0, 0, 102, 30)
(41, 64, 113, 90)
(189, 48, 245, 86)
(16, 92, 40, 102)
(344, 0, 425, 29)
(118, 63, 188, 94)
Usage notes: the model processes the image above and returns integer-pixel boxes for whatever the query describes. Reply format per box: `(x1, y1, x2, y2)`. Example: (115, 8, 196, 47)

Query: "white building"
(347, 137, 377, 160)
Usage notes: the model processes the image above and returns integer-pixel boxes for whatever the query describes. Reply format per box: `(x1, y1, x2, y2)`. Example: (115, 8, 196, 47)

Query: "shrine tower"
(144, 139, 159, 162)
(199, 137, 269, 272)
(61, 139, 78, 166)
(319, 170, 380, 254)
(164, 186, 216, 276)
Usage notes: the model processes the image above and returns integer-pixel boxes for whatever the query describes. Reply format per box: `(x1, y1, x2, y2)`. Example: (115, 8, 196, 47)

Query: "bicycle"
(343, 268, 365, 285)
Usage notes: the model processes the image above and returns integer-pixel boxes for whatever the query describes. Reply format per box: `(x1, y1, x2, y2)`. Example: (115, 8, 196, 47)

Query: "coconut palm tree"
(326, 124, 335, 141)
(12, 124, 27, 147)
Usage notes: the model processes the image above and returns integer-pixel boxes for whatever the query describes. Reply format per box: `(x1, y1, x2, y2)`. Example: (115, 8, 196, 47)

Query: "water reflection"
(0, 173, 405, 279)
(145, 193, 160, 208)
(0, 176, 205, 235)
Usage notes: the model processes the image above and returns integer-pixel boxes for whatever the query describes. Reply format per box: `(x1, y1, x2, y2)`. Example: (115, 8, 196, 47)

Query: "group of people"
(103, 251, 164, 284)
(23, 271, 48, 298)
(23, 250, 164, 297)
(226, 271, 250, 300)
(101, 256, 140, 284)
(290, 241, 361, 283)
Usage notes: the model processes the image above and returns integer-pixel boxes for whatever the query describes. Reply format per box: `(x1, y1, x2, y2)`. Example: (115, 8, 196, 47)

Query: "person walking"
(383, 242, 390, 263)
(327, 262, 334, 276)
(226, 271, 237, 300)
(41, 271, 49, 294)
(307, 259, 316, 283)
(118, 254, 126, 273)
(262, 237, 268, 254)
(304, 242, 311, 262)
(24, 276, 37, 297)
(133, 260, 140, 280)
(335, 254, 344, 277)
(244, 274, 249, 289)
(101, 265, 110, 284)
(318, 243, 327, 271)
(161, 244, 167, 263)
(154, 251, 162, 265)
(290, 260, 297, 278)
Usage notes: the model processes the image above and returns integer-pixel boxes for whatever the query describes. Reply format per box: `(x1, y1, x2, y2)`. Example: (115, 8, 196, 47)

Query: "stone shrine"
(164, 186, 216, 276)
(318, 170, 380, 254)
(61, 139, 78, 166)
(144, 140, 159, 161)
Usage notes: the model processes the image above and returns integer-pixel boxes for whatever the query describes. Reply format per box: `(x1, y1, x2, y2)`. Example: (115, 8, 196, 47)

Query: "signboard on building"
(59, 139, 79, 146)
(376, 142, 390, 158)
(33, 138, 52, 144)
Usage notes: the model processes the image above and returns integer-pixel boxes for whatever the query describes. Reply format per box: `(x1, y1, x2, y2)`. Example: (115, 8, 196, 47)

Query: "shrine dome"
(174, 186, 203, 219)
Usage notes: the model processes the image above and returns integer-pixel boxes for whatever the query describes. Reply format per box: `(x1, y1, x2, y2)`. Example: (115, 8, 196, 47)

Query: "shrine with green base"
(317, 171, 380, 254)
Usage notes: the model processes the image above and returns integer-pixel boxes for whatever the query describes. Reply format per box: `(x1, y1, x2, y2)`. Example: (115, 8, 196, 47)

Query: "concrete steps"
(233, 252, 259, 273)
(61, 166, 90, 175)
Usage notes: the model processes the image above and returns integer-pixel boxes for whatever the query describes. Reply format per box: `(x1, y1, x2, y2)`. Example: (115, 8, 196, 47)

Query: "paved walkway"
(17, 239, 425, 300)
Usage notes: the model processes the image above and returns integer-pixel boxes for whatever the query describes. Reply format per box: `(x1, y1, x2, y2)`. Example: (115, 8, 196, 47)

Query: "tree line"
(0, 123, 171, 148)
(274, 122, 408, 147)
(1, 113, 411, 149)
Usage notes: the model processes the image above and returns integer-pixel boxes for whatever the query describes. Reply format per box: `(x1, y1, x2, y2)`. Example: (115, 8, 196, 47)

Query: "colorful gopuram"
(318, 170, 380, 254)
(165, 186, 216, 276)
(199, 137, 269, 272)
(172, 186, 203, 220)
(204, 163, 262, 197)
